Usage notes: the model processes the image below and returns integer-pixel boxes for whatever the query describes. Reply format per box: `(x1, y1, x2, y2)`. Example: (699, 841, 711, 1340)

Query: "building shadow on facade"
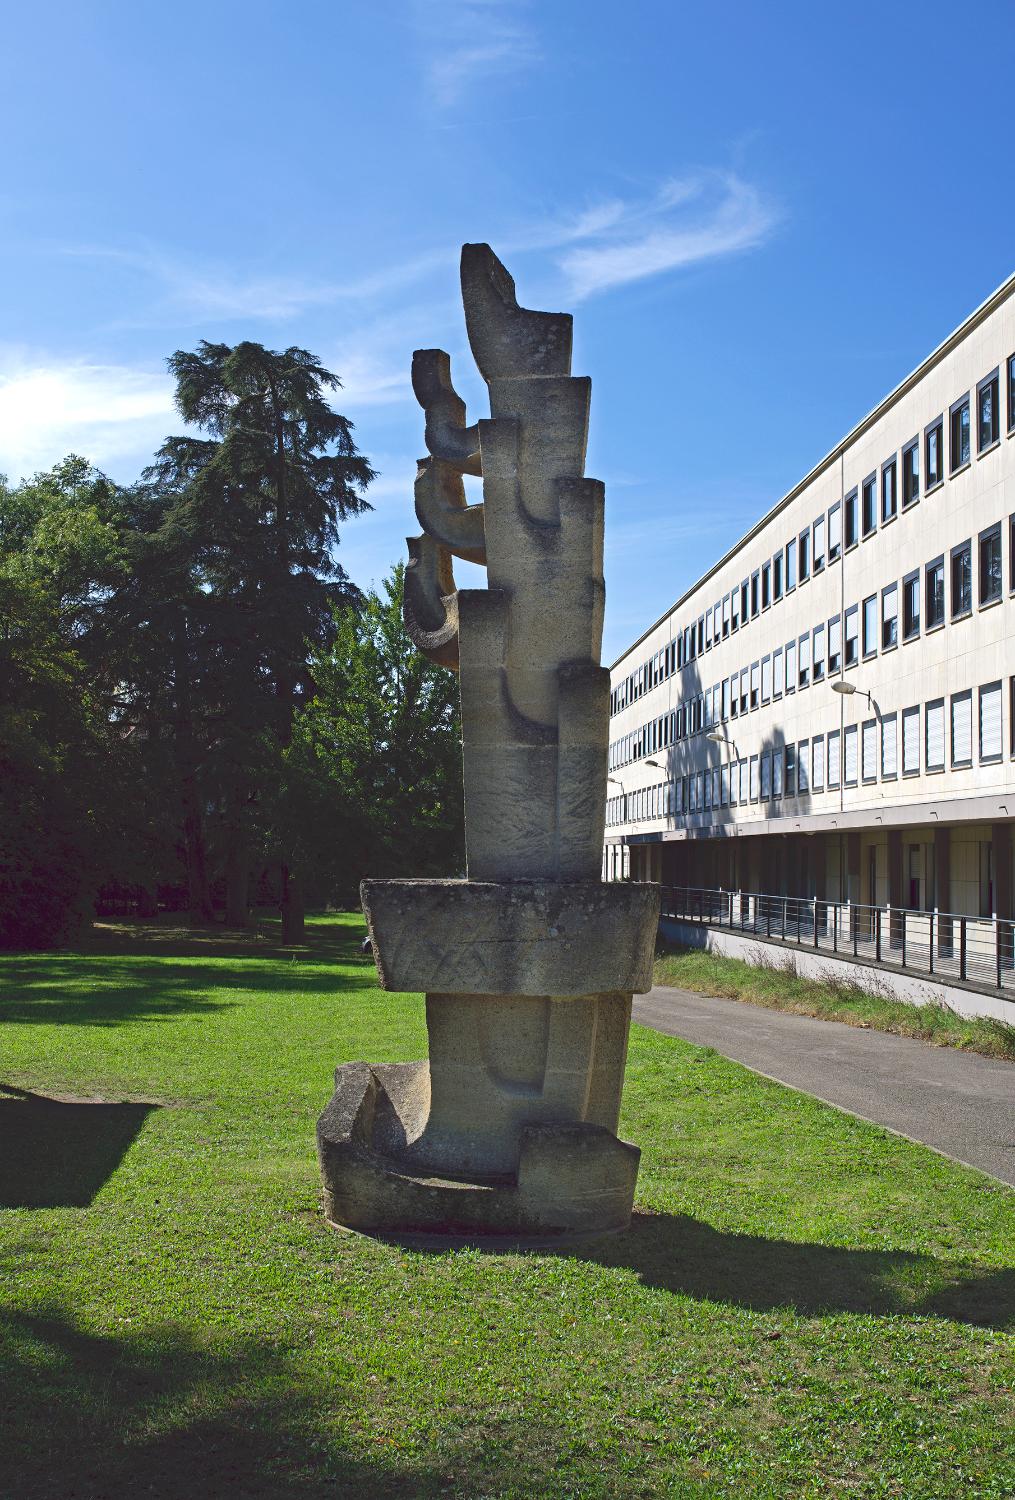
(0, 1087, 157, 1208)
(555, 1210, 1013, 1329)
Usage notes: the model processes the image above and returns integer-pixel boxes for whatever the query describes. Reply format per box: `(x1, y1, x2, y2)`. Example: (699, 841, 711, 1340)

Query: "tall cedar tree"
(148, 342, 374, 938)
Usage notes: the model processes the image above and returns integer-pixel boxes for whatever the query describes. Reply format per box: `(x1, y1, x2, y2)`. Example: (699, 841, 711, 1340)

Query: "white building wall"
(606, 275, 1015, 869)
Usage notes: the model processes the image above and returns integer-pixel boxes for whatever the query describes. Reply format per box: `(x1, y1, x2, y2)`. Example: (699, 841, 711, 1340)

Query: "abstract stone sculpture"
(317, 245, 660, 1242)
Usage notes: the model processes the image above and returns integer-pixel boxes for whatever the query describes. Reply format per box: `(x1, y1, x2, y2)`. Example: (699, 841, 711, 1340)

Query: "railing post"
(852, 901, 858, 957)
(766, 899, 771, 939)
(960, 918, 967, 981)
(996, 914, 1002, 991)
(833, 901, 838, 953)
(901, 909, 906, 968)
(813, 897, 819, 948)
(929, 911, 934, 974)
(875, 907, 881, 963)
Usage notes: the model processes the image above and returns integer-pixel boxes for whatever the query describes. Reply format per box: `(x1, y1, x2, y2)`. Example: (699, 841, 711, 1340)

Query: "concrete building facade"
(604, 274, 1015, 986)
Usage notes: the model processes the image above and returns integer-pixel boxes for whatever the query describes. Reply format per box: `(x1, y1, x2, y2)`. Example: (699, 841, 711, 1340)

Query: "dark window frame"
(925, 416, 944, 490)
(977, 368, 1000, 453)
(979, 521, 1003, 607)
(925, 555, 945, 630)
(861, 473, 877, 537)
(881, 455, 898, 524)
(951, 538, 973, 619)
(828, 500, 842, 561)
(902, 569, 920, 640)
(950, 393, 971, 473)
(881, 581, 899, 651)
(902, 437, 920, 508)
(844, 488, 858, 549)
(862, 593, 878, 659)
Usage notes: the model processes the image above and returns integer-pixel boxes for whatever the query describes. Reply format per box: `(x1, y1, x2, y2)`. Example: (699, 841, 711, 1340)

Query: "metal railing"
(661, 885, 1015, 995)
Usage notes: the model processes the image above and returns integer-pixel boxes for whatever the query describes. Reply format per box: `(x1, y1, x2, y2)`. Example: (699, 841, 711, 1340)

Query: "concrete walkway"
(634, 986, 1015, 1188)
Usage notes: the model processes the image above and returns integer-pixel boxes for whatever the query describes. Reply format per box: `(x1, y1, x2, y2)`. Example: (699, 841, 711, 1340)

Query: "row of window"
(606, 682, 1009, 827)
(609, 354, 1015, 719)
(607, 513, 1011, 771)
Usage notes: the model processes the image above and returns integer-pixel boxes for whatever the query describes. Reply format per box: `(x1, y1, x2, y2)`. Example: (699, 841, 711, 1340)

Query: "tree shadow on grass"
(555, 1210, 1015, 1329)
(0, 1307, 435, 1500)
(0, 1087, 157, 1208)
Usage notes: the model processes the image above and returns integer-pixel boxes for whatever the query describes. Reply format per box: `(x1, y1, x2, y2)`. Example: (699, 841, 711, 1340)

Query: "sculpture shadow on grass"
(549, 1210, 1015, 1330)
(0, 1307, 563, 1500)
(0, 1087, 158, 1209)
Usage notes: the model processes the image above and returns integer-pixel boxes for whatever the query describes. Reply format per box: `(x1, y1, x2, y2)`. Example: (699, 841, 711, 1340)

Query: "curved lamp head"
(831, 679, 856, 696)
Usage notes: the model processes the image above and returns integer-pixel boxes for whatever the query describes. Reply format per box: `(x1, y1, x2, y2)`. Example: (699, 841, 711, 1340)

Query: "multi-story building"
(604, 273, 1015, 980)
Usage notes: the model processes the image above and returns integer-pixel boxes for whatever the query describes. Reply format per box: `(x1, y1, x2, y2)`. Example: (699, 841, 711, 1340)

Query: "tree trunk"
(280, 861, 304, 944)
(225, 841, 250, 927)
(137, 886, 158, 919)
(182, 785, 213, 923)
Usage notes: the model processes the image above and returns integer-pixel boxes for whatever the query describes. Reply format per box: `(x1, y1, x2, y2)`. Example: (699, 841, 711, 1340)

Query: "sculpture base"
(317, 1060, 640, 1243)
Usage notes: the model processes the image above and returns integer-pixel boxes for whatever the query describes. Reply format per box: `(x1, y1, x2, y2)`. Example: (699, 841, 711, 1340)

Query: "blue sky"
(3, 0, 1014, 660)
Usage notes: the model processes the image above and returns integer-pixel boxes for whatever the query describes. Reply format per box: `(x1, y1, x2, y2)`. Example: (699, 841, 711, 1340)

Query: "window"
(881, 458, 897, 522)
(902, 706, 920, 775)
(750, 755, 759, 802)
(929, 696, 947, 768)
(925, 417, 944, 489)
(729, 673, 738, 718)
(828, 502, 841, 561)
(785, 538, 797, 590)
(1009, 355, 1015, 435)
(862, 474, 877, 536)
(751, 571, 760, 618)
(844, 605, 859, 667)
(722, 594, 730, 637)
(882, 582, 898, 650)
(862, 594, 878, 657)
(926, 556, 945, 628)
(740, 579, 749, 623)
(785, 743, 796, 796)
(721, 677, 729, 720)
(902, 439, 919, 507)
(812, 622, 825, 681)
(761, 654, 772, 703)
(951, 540, 972, 617)
(844, 489, 858, 548)
(903, 571, 920, 639)
(762, 561, 771, 609)
(773, 553, 783, 600)
(785, 638, 796, 693)
(979, 523, 1002, 605)
(798, 631, 810, 688)
(773, 645, 783, 699)
(812, 735, 825, 790)
(951, 690, 972, 766)
(730, 590, 739, 631)
(739, 669, 748, 715)
(750, 661, 760, 710)
(721, 764, 730, 806)
(813, 514, 826, 571)
(980, 681, 1002, 762)
(882, 714, 898, 779)
(950, 395, 971, 471)
(844, 725, 858, 785)
(773, 747, 784, 796)
(798, 740, 810, 794)
(862, 719, 877, 782)
(760, 749, 772, 799)
(828, 614, 841, 673)
(827, 729, 841, 788)
(799, 529, 810, 581)
(978, 370, 1000, 451)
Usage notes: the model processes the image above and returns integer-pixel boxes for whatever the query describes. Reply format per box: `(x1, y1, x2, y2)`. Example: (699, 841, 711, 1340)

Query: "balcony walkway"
(634, 985, 1015, 1188)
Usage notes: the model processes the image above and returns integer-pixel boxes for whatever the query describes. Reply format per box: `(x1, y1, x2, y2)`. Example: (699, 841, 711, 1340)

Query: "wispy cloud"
(417, 0, 541, 108)
(0, 351, 175, 482)
(555, 173, 777, 301)
(60, 242, 452, 327)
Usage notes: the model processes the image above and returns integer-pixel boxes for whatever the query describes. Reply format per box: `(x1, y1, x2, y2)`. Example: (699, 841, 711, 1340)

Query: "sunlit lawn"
(1, 914, 1013, 1498)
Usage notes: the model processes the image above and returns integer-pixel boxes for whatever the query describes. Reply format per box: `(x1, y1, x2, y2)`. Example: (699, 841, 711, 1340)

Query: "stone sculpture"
(317, 245, 659, 1242)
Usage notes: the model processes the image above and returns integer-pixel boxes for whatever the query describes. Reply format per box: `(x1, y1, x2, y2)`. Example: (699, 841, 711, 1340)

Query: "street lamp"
(706, 729, 739, 755)
(831, 678, 874, 710)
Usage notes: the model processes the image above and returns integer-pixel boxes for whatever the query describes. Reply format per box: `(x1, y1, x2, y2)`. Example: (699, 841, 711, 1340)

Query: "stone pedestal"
(317, 879, 659, 1241)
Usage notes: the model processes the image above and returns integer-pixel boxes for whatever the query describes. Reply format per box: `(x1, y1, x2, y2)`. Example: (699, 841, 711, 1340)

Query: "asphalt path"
(634, 985, 1015, 1188)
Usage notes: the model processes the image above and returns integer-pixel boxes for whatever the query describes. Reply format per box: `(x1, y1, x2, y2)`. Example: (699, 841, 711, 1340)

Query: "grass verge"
(654, 944, 1015, 1062)
(1, 914, 1013, 1498)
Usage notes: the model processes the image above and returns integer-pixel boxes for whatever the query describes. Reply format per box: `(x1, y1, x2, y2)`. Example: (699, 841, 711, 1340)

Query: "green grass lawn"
(654, 946, 1015, 1062)
(1, 915, 1013, 1499)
